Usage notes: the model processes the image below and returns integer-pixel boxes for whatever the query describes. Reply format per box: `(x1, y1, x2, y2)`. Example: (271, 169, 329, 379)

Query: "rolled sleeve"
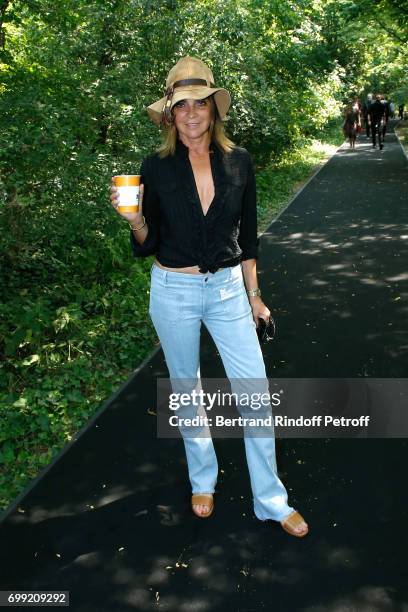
(130, 157, 160, 257)
(238, 152, 259, 261)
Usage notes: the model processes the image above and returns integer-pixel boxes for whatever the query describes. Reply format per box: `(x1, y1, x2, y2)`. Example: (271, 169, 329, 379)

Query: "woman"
(110, 57, 308, 537)
(343, 102, 359, 148)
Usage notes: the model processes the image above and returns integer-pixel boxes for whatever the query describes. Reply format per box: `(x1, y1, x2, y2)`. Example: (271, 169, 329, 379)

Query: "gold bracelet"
(247, 288, 261, 297)
(130, 216, 146, 231)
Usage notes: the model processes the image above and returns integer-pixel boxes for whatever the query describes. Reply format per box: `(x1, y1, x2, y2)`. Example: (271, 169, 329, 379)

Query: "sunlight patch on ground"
(310, 139, 338, 156)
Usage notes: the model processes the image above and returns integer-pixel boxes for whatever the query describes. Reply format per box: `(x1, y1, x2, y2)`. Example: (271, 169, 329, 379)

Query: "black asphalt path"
(1, 121, 408, 611)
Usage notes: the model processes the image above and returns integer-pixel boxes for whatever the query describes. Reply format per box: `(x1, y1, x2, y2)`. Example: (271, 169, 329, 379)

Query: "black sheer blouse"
(130, 138, 259, 274)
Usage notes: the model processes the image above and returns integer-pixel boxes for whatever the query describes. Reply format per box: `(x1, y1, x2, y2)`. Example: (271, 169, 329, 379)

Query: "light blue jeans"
(149, 262, 295, 521)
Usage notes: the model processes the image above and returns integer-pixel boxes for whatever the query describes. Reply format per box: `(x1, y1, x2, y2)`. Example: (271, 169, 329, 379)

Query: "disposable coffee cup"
(113, 175, 141, 213)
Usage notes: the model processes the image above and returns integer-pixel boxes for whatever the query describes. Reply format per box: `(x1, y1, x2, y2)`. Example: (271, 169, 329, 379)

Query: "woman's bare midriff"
(154, 258, 204, 275)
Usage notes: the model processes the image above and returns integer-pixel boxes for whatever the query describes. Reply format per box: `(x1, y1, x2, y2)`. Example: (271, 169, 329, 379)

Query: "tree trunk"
(0, 0, 11, 49)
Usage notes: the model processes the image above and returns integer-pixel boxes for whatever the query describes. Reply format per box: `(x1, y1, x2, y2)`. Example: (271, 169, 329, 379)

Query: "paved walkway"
(1, 121, 408, 611)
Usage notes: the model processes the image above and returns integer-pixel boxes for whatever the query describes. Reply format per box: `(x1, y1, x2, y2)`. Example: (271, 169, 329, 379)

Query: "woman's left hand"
(249, 296, 271, 327)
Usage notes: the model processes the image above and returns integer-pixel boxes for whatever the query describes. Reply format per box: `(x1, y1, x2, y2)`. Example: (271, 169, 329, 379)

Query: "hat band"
(174, 77, 215, 88)
(165, 78, 215, 95)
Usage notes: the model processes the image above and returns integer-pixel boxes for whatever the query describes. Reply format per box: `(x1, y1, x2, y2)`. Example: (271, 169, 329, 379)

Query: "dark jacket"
(368, 100, 385, 122)
(130, 138, 259, 274)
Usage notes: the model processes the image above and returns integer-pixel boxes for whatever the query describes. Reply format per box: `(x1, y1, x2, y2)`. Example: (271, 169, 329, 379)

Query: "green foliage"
(320, 0, 408, 102)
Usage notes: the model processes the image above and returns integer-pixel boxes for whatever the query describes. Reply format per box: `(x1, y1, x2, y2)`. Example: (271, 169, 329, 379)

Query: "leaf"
(0, 443, 15, 464)
(36, 414, 50, 431)
(22, 354, 40, 366)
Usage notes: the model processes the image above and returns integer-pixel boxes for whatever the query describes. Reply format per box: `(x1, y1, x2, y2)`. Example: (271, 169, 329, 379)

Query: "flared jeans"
(149, 262, 294, 521)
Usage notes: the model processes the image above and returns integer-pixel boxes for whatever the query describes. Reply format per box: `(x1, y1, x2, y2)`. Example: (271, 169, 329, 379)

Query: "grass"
(395, 119, 408, 156)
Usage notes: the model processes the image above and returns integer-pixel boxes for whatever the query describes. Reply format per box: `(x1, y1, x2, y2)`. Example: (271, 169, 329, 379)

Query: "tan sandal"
(191, 494, 214, 518)
(281, 511, 309, 537)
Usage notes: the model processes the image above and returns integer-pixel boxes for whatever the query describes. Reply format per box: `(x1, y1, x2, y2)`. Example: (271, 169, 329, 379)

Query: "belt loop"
(228, 266, 233, 282)
(163, 270, 168, 285)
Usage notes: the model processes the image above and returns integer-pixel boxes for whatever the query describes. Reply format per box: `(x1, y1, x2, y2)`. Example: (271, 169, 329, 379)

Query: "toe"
(193, 504, 209, 515)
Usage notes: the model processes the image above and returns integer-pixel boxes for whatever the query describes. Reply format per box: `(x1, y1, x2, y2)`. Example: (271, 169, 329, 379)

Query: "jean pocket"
(149, 285, 184, 322)
(219, 278, 248, 315)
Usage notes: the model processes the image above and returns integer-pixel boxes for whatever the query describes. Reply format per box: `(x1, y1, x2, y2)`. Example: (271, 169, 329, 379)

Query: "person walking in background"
(352, 96, 362, 122)
(389, 100, 395, 119)
(399, 104, 405, 119)
(352, 96, 362, 136)
(368, 94, 386, 150)
(343, 101, 359, 148)
(381, 95, 390, 140)
(110, 56, 309, 537)
(362, 93, 373, 138)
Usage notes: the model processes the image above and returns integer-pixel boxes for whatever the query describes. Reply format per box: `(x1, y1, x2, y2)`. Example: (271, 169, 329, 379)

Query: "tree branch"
(372, 14, 407, 43)
(0, 0, 11, 23)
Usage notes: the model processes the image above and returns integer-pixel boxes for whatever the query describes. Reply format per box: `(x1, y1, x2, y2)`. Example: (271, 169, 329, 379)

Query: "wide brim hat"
(147, 56, 231, 126)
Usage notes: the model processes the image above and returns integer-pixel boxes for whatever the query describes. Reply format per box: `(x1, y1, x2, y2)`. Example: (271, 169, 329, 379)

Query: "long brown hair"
(157, 95, 235, 157)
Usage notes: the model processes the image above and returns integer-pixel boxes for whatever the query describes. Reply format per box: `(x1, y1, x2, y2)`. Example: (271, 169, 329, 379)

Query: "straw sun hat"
(147, 56, 231, 126)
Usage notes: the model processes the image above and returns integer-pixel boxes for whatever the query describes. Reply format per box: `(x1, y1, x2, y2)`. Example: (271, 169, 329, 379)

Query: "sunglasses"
(256, 317, 276, 344)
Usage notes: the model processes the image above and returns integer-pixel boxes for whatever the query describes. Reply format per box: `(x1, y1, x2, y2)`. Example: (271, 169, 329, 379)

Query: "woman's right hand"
(110, 178, 144, 226)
